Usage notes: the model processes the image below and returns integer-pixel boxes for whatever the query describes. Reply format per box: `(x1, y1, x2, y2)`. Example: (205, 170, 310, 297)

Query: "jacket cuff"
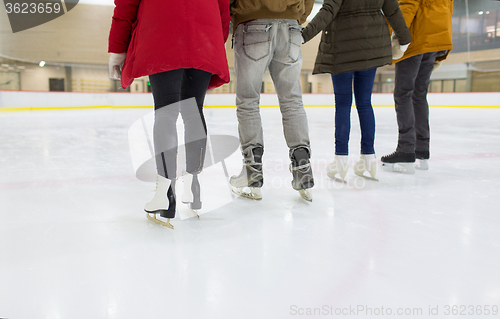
(301, 28, 311, 43)
(108, 42, 128, 54)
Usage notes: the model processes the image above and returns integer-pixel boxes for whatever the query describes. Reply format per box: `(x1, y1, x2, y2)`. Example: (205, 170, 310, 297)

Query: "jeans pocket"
(288, 25, 302, 63)
(243, 23, 271, 61)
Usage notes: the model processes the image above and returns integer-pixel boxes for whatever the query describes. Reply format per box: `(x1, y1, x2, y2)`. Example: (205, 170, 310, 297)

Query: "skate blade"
(146, 213, 174, 229)
(231, 186, 262, 200)
(415, 159, 429, 170)
(328, 174, 347, 184)
(381, 163, 415, 174)
(189, 207, 200, 220)
(354, 172, 379, 181)
(299, 189, 312, 202)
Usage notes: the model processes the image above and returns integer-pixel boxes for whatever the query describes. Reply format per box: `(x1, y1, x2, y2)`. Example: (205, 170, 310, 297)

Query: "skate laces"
(289, 162, 311, 172)
(384, 151, 398, 158)
(154, 175, 160, 191)
(243, 159, 262, 166)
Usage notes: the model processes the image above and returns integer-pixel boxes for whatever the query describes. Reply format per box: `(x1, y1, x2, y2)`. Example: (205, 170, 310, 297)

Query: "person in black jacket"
(302, 0, 410, 181)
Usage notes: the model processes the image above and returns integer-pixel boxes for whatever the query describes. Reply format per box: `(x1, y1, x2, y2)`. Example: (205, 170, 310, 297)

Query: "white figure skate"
(326, 155, 348, 183)
(182, 171, 201, 219)
(144, 174, 175, 229)
(353, 154, 378, 181)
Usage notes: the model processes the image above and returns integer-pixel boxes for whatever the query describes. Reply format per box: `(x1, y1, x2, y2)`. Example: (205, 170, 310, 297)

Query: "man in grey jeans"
(229, 0, 315, 201)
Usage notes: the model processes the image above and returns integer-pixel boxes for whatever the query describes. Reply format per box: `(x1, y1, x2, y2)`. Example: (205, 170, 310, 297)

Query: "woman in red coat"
(108, 0, 230, 229)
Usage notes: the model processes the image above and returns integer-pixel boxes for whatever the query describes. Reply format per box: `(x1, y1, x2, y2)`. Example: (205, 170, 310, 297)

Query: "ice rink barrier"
(0, 90, 499, 110)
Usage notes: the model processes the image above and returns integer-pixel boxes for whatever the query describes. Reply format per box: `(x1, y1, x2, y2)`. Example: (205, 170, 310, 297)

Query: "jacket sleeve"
(397, 0, 420, 28)
(301, 0, 343, 43)
(219, 0, 231, 43)
(108, 0, 141, 53)
(436, 0, 454, 62)
(299, 0, 316, 25)
(383, 0, 412, 45)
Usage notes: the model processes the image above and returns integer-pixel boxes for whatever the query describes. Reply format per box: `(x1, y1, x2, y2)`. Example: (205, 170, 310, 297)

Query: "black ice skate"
(290, 148, 314, 202)
(230, 147, 264, 200)
(145, 174, 176, 229)
(381, 151, 416, 174)
(415, 149, 430, 170)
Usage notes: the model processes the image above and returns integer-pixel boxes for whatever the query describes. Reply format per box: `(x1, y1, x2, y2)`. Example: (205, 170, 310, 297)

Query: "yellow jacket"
(394, 0, 454, 63)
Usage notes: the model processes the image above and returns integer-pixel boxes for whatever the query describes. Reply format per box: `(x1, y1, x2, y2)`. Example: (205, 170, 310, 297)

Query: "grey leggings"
(149, 68, 212, 179)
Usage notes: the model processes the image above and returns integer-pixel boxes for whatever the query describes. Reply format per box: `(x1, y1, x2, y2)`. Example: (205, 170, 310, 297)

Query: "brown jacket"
(230, 0, 315, 30)
(394, 0, 454, 63)
(302, 0, 411, 75)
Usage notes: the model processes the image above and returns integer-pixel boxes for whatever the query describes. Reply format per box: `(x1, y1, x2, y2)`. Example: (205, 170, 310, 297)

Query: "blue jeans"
(331, 68, 377, 155)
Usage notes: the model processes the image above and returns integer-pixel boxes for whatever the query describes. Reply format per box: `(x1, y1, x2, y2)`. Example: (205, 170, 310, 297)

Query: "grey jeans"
(234, 19, 311, 161)
(394, 52, 438, 153)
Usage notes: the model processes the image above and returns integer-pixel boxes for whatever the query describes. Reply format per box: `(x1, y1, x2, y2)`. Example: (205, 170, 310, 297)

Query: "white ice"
(1, 105, 499, 318)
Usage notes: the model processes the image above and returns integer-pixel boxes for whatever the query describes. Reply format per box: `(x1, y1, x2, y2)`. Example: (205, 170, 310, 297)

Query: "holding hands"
(391, 33, 409, 60)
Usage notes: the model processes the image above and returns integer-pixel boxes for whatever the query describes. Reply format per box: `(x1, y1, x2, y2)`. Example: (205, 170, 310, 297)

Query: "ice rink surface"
(1, 105, 499, 318)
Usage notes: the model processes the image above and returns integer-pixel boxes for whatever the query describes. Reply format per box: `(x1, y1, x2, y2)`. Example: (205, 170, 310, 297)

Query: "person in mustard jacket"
(381, 0, 453, 173)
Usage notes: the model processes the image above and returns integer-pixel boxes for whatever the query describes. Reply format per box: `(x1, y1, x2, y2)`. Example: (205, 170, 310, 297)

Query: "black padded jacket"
(302, 0, 411, 75)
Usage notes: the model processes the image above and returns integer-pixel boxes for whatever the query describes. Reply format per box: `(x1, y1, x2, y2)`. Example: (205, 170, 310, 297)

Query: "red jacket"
(108, 0, 231, 90)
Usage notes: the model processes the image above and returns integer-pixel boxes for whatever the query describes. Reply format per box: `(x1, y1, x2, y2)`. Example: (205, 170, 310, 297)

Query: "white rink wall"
(0, 90, 499, 109)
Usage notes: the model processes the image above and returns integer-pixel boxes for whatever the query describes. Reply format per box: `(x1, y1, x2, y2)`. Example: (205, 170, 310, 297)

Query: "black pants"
(394, 52, 438, 153)
(149, 68, 212, 179)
